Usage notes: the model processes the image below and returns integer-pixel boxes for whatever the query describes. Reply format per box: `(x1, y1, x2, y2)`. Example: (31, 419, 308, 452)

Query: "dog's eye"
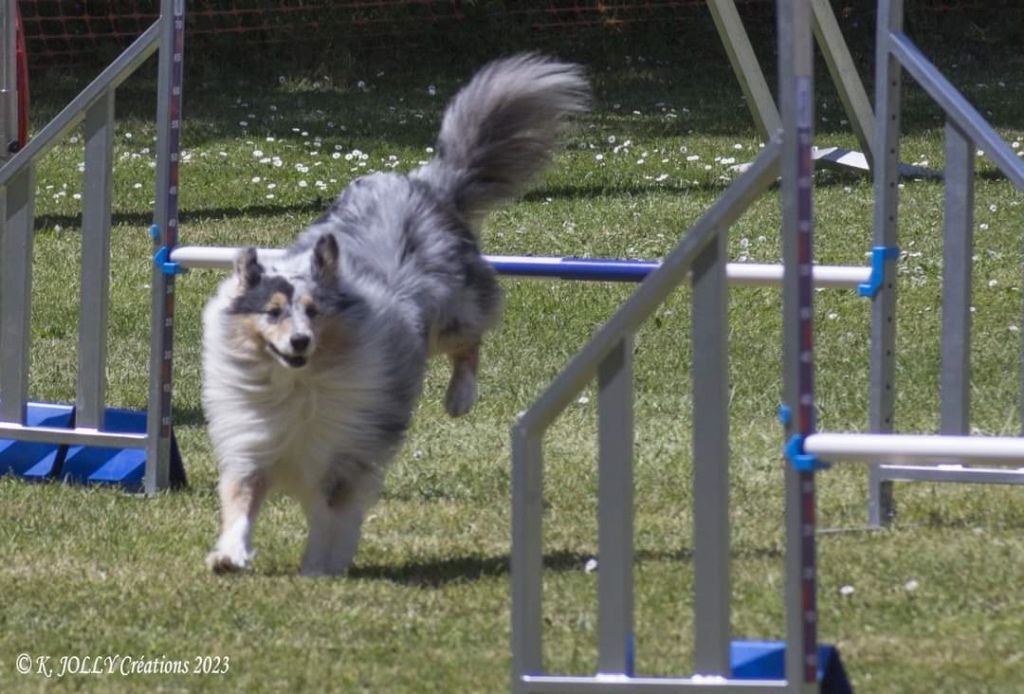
(266, 307, 283, 320)
(305, 306, 319, 319)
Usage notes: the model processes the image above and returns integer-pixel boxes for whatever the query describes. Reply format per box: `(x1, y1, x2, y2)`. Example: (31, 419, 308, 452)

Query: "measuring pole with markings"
(779, 0, 820, 690)
(145, 0, 186, 494)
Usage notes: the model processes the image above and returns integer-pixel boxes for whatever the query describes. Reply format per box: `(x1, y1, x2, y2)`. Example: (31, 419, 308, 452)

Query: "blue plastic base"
(0, 403, 186, 491)
(732, 640, 852, 693)
(61, 408, 186, 491)
(0, 402, 74, 480)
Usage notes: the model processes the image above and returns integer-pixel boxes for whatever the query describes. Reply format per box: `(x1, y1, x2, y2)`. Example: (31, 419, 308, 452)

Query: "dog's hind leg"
(300, 473, 376, 577)
(445, 341, 480, 418)
(301, 502, 365, 577)
(206, 469, 268, 574)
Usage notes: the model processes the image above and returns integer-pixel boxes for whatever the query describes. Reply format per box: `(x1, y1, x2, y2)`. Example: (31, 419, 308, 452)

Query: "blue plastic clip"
(154, 246, 187, 275)
(857, 245, 900, 298)
(777, 404, 792, 427)
(149, 223, 161, 241)
(784, 434, 829, 472)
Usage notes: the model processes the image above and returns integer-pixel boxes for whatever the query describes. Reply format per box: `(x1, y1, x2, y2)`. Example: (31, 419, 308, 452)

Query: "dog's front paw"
(205, 546, 252, 574)
(445, 372, 477, 417)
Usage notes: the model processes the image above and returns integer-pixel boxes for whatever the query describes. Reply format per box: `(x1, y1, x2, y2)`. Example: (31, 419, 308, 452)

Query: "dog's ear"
(234, 247, 263, 289)
(312, 234, 339, 284)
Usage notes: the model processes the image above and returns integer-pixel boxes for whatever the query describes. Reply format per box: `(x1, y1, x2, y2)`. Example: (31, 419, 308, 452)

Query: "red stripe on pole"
(15, 3, 29, 148)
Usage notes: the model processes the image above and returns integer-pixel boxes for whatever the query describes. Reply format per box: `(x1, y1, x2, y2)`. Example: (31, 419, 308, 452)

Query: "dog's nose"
(290, 334, 311, 353)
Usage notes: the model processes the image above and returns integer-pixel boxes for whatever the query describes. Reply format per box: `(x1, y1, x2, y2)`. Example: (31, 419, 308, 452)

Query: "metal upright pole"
(779, 0, 819, 690)
(0, 166, 35, 424)
(691, 229, 732, 677)
(940, 121, 974, 436)
(145, 0, 185, 493)
(1, 0, 17, 160)
(510, 424, 544, 694)
(867, 0, 904, 527)
(0, 0, 24, 408)
(596, 337, 635, 676)
(76, 92, 116, 429)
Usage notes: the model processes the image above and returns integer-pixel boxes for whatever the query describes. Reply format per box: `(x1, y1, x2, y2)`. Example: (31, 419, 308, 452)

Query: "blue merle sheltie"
(201, 55, 589, 576)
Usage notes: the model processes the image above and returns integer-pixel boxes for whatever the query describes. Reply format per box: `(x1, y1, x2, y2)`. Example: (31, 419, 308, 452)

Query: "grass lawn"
(2, 24, 1024, 693)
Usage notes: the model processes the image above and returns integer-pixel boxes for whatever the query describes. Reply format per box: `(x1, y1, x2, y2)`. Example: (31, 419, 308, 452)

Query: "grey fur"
(413, 53, 591, 233)
(296, 53, 590, 351)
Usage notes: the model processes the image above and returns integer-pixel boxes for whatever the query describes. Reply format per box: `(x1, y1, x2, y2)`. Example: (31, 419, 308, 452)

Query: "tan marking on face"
(226, 314, 265, 354)
(263, 319, 293, 345)
(298, 294, 315, 311)
(257, 292, 291, 345)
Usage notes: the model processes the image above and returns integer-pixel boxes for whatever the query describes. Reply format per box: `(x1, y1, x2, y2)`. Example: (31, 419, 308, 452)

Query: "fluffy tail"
(412, 54, 590, 232)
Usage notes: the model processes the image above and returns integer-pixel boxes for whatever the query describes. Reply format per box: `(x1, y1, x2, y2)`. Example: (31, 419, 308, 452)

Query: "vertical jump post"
(145, 0, 186, 494)
(0, 0, 21, 160)
(1, 0, 14, 158)
(778, 0, 820, 688)
(866, 0, 904, 528)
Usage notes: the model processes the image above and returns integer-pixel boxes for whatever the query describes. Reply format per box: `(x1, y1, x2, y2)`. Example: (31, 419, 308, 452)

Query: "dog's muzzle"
(267, 338, 310, 368)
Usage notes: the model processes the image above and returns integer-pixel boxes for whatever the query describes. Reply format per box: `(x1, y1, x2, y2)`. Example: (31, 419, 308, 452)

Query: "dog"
(201, 54, 589, 576)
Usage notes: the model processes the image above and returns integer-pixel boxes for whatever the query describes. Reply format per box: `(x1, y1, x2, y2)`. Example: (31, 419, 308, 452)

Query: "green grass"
(2, 40, 1024, 693)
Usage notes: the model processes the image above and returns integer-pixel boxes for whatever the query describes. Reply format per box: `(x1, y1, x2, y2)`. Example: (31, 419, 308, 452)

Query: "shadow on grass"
(348, 545, 782, 588)
(31, 164, 948, 235)
(172, 406, 208, 429)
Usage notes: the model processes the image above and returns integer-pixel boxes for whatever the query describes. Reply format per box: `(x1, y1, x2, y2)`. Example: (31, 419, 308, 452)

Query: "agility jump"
(3, 0, 1024, 689)
(0, 0, 185, 491)
(509, 0, 1024, 690)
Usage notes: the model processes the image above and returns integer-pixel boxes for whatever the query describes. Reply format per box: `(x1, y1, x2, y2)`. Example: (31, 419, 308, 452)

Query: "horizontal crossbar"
(0, 423, 148, 449)
(168, 246, 870, 288)
(806, 433, 1024, 466)
(875, 464, 1024, 485)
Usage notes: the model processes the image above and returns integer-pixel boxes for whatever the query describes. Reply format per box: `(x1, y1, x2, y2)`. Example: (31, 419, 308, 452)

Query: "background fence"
(17, 1, 1024, 67)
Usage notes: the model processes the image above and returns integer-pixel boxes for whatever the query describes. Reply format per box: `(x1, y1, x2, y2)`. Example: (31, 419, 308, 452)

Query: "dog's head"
(225, 234, 342, 369)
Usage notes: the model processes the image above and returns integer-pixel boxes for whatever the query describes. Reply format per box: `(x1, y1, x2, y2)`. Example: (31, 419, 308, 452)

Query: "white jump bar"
(805, 433, 1024, 466)
(168, 246, 871, 289)
(724, 263, 869, 288)
(170, 246, 286, 268)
